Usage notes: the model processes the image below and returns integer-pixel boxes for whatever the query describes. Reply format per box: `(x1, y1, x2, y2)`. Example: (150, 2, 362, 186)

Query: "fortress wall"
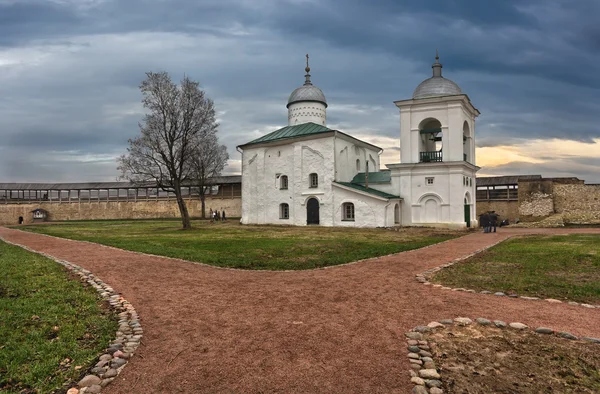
(0, 197, 241, 225)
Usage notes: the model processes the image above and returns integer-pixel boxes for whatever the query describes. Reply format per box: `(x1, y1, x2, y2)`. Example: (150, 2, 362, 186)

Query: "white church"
(238, 53, 480, 228)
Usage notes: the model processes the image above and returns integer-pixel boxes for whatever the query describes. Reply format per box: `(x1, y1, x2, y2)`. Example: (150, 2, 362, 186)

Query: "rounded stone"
(408, 352, 420, 359)
(408, 346, 420, 353)
(439, 319, 453, 325)
(476, 318, 491, 326)
(110, 358, 127, 368)
(100, 378, 115, 387)
(494, 292, 506, 296)
(509, 322, 528, 330)
(419, 369, 441, 379)
(453, 317, 472, 326)
(430, 388, 444, 394)
(582, 337, 600, 343)
(493, 320, 507, 328)
(78, 375, 101, 388)
(103, 368, 118, 378)
(545, 298, 563, 303)
(406, 332, 423, 340)
(85, 384, 102, 394)
(557, 332, 578, 340)
(535, 327, 554, 335)
(413, 385, 429, 394)
(427, 322, 444, 329)
(426, 379, 442, 388)
(99, 354, 112, 362)
(411, 377, 425, 385)
(66, 388, 79, 394)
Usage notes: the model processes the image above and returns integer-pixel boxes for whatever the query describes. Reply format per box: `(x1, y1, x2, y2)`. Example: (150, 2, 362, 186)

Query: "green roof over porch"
(351, 171, 391, 184)
(334, 182, 400, 200)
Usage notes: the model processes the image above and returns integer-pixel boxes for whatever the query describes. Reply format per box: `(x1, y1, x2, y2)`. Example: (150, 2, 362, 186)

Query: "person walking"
(490, 211, 499, 233)
(222, 209, 226, 222)
(480, 212, 490, 233)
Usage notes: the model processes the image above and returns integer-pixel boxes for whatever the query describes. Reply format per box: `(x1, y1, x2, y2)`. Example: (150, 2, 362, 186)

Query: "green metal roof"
(242, 122, 333, 146)
(351, 171, 391, 184)
(334, 182, 400, 200)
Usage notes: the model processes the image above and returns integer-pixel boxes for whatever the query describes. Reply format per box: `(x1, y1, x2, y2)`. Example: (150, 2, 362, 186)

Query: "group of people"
(209, 208, 226, 222)
(479, 211, 499, 233)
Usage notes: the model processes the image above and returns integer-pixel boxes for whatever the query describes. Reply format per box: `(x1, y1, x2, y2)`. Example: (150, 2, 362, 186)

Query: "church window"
(309, 173, 318, 188)
(280, 203, 289, 219)
(356, 159, 360, 171)
(342, 202, 355, 221)
(280, 175, 288, 190)
(469, 178, 472, 187)
(426, 177, 434, 185)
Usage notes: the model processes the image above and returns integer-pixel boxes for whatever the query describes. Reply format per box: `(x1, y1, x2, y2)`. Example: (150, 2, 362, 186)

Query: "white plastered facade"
(239, 57, 480, 228)
(240, 133, 401, 227)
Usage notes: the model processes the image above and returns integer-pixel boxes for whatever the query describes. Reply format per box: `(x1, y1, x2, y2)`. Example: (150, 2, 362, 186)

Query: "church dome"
(412, 52, 462, 99)
(287, 84, 327, 108)
(286, 55, 327, 108)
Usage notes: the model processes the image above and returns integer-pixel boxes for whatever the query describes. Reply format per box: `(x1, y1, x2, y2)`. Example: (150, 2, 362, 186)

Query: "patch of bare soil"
(426, 325, 600, 393)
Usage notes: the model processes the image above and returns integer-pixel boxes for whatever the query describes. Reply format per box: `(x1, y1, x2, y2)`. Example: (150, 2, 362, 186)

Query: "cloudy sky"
(1, 0, 599, 183)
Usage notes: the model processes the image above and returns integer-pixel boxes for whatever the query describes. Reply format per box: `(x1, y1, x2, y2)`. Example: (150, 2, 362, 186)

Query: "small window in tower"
(280, 203, 289, 219)
(426, 177, 434, 185)
(309, 173, 318, 188)
(356, 159, 360, 171)
(280, 175, 288, 190)
(342, 202, 355, 221)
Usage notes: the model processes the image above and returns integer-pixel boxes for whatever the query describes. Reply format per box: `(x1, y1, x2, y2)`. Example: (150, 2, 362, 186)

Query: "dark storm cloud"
(0, 0, 598, 181)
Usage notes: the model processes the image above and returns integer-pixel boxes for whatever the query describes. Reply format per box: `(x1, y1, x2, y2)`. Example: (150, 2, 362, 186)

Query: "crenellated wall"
(0, 197, 241, 225)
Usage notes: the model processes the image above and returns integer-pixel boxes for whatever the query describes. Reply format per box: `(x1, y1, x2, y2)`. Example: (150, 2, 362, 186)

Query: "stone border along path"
(0, 238, 142, 394)
(415, 234, 600, 310)
(405, 317, 600, 394)
(1, 227, 600, 393)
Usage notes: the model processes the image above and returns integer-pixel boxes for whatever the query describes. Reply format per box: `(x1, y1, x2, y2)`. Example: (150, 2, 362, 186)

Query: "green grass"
(432, 234, 600, 304)
(18, 220, 460, 270)
(0, 241, 117, 393)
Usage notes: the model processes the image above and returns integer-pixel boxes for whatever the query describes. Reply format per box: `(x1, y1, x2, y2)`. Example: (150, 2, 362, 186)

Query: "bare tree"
(191, 134, 229, 218)
(118, 72, 218, 229)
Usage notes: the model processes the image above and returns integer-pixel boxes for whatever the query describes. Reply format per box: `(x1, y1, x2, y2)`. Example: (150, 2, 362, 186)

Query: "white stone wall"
(334, 136, 381, 182)
(287, 102, 327, 126)
(387, 163, 477, 228)
(331, 185, 400, 227)
(241, 136, 336, 226)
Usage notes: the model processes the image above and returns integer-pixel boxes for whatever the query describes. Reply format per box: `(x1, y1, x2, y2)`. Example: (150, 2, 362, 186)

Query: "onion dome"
(413, 50, 462, 99)
(287, 54, 327, 108)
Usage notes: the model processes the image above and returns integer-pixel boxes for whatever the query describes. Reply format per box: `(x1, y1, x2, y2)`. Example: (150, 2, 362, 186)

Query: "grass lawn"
(18, 220, 460, 270)
(0, 241, 117, 393)
(431, 234, 600, 304)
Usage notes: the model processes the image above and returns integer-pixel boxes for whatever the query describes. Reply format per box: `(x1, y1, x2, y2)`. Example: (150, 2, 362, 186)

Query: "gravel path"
(1, 227, 599, 393)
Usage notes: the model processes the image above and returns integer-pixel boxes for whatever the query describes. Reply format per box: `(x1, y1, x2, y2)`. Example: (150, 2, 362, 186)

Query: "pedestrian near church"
(480, 212, 490, 233)
(222, 209, 226, 221)
(489, 211, 499, 233)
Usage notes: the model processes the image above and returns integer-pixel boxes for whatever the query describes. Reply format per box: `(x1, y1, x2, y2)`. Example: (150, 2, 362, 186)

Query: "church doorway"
(464, 197, 470, 228)
(306, 198, 320, 225)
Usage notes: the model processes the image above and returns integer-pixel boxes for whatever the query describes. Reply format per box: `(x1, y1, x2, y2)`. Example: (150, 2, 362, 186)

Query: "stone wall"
(476, 201, 519, 223)
(0, 197, 241, 225)
(554, 184, 600, 224)
(517, 180, 555, 222)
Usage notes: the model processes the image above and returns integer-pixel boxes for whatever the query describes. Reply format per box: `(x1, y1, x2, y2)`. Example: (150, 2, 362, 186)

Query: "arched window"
(342, 202, 355, 221)
(463, 121, 471, 163)
(309, 173, 318, 188)
(419, 118, 443, 162)
(280, 203, 289, 219)
(394, 203, 400, 224)
(280, 175, 288, 190)
(356, 159, 360, 171)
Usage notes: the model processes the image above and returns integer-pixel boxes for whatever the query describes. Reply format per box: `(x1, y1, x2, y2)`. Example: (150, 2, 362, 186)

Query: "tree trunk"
(175, 190, 192, 229)
(200, 194, 206, 219)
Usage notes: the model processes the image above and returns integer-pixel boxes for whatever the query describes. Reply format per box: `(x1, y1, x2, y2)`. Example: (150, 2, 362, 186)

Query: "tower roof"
(287, 54, 327, 108)
(412, 50, 462, 99)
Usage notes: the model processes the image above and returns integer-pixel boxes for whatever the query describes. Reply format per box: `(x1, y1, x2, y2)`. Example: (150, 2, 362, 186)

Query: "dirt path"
(1, 227, 599, 393)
